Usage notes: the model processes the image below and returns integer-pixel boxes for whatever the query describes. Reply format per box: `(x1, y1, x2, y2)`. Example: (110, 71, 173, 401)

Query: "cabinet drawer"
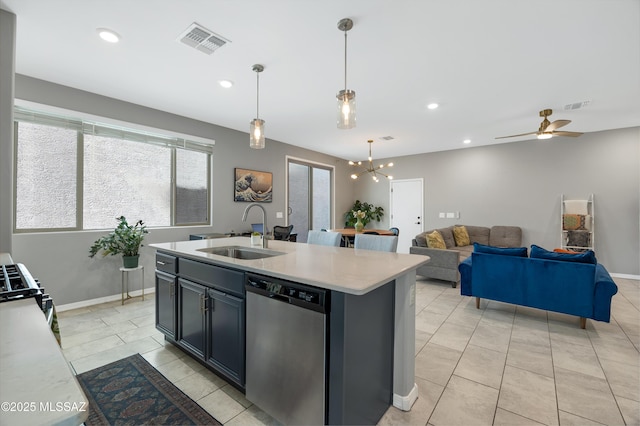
(156, 252, 177, 274)
(180, 258, 245, 297)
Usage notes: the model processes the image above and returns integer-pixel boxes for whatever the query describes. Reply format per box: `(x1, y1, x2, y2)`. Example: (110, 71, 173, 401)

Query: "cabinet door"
(155, 271, 176, 338)
(208, 288, 245, 386)
(178, 278, 206, 359)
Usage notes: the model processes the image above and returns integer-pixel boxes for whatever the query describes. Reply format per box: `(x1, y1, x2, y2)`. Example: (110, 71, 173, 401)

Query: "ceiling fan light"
(351, 174, 358, 179)
(537, 133, 553, 140)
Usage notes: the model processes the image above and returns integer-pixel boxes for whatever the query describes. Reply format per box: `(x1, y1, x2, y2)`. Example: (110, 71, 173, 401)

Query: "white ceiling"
(2, 0, 639, 160)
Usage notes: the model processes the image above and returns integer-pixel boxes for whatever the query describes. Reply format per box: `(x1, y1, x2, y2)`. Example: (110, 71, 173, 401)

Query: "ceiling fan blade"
(545, 119, 571, 132)
(495, 131, 538, 139)
(552, 131, 583, 137)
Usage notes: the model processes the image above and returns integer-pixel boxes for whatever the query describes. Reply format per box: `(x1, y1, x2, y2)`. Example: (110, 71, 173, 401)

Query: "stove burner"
(0, 264, 45, 305)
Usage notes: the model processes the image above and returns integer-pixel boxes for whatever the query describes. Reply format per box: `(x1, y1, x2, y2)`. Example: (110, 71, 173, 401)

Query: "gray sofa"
(410, 225, 522, 287)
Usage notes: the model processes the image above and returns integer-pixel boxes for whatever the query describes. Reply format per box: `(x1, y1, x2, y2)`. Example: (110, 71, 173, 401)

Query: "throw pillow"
(563, 214, 588, 231)
(426, 230, 446, 249)
(453, 225, 471, 246)
(473, 242, 528, 257)
(530, 244, 596, 264)
(553, 248, 579, 254)
(566, 230, 591, 248)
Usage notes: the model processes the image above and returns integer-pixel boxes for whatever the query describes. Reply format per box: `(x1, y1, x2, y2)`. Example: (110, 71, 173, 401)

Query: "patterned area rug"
(76, 353, 221, 425)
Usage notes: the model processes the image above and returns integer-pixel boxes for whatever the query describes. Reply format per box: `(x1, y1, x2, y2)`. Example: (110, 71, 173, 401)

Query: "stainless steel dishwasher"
(245, 273, 328, 425)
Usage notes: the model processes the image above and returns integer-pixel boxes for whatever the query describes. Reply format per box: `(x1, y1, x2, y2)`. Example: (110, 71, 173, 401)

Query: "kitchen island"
(150, 237, 429, 425)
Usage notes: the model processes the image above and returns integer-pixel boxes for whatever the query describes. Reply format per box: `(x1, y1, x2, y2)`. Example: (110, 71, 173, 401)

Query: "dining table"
(332, 228, 396, 247)
(333, 228, 396, 236)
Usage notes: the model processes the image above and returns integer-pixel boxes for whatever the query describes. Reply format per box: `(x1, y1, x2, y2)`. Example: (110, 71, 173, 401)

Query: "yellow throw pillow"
(426, 230, 446, 249)
(453, 225, 470, 246)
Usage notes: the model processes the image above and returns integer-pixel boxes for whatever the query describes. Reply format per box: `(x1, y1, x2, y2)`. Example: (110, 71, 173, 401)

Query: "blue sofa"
(459, 244, 618, 328)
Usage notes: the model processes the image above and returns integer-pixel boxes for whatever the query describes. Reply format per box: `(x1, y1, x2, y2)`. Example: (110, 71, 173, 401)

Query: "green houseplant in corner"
(89, 216, 148, 268)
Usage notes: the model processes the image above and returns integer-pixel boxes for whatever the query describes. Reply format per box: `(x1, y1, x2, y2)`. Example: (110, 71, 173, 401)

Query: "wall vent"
(178, 22, 230, 55)
(563, 100, 591, 111)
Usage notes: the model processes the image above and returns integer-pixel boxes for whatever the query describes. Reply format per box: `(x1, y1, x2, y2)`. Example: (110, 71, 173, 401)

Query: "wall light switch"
(276, 212, 283, 219)
(439, 212, 445, 218)
(446, 212, 455, 218)
(455, 211, 460, 219)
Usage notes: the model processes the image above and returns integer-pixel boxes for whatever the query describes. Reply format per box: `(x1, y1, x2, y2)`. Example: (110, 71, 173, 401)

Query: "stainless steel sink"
(197, 245, 285, 260)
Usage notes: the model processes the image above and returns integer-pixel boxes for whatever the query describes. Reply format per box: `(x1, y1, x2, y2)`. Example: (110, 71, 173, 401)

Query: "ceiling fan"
(496, 109, 583, 140)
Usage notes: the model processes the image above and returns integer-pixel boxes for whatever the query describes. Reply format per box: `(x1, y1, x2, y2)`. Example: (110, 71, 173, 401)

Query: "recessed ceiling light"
(97, 28, 120, 43)
(427, 103, 439, 110)
(218, 80, 234, 88)
(463, 139, 471, 144)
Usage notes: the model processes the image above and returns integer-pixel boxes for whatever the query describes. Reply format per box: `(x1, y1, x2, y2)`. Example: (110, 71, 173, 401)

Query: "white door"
(390, 179, 424, 253)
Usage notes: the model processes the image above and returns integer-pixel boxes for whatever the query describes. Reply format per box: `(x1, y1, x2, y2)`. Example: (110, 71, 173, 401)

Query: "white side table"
(120, 265, 144, 305)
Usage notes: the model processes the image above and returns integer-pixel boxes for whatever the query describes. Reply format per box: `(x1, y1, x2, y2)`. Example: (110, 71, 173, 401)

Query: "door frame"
(285, 155, 336, 229)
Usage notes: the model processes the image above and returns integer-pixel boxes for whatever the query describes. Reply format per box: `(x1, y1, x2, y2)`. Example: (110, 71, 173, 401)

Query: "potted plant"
(344, 200, 384, 229)
(89, 216, 148, 268)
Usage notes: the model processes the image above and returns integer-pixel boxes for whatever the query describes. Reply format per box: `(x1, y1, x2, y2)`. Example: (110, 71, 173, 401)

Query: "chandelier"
(250, 64, 265, 149)
(336, 18, 356, 129)
(349, 140, 393, 182)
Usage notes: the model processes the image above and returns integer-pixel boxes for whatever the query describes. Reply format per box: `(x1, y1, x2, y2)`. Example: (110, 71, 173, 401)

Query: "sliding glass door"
(287, 159, 333, 243)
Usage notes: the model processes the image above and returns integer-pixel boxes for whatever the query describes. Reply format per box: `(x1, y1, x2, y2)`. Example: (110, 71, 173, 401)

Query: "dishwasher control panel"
(246, 273, 327, 313)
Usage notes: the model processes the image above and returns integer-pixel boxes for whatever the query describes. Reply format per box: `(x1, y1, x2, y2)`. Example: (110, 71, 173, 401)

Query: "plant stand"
(120, 265, 144, 305)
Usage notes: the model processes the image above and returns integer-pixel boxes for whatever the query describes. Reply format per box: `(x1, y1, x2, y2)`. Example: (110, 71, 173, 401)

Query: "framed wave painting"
(234, 168, 273, 203)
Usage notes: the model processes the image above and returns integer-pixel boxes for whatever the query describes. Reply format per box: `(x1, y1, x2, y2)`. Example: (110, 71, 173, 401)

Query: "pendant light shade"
(337, 18, 356, 129)
(250, 64, 265, 149)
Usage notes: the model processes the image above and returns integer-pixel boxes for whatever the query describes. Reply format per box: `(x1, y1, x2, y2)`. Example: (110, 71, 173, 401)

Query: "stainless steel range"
(0, 263, 53, 323)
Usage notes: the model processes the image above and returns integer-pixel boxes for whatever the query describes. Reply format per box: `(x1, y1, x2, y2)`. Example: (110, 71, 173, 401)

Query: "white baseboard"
(610, 273, 640, 280)
(393, 383, 419, 411)
(56, 287, 155, 312)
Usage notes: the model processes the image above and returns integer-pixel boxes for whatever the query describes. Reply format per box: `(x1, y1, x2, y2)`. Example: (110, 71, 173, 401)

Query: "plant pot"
(122, 255, 139, 269)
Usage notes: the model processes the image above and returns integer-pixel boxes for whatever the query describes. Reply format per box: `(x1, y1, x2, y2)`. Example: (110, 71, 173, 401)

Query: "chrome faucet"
(242, 203, 268, 248)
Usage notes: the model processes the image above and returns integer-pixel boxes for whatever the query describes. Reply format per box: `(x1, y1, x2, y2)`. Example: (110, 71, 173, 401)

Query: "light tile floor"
(58, 277, 639, 425)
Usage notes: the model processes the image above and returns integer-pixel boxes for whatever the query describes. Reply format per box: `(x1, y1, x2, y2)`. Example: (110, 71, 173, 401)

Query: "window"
(287, 158, 334, 243)
(14, 107, 213, 231)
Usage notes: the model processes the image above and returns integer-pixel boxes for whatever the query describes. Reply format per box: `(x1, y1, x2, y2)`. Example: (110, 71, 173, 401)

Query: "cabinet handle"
(200, 295, 208, 314)
(156, 261, 166, 265)
(170, 284, 174, 299)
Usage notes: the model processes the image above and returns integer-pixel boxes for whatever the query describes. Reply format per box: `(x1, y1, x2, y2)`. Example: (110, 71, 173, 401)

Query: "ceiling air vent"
(563, 100, 591, 111)
(178, 22, 230, 55)
(380, 136, 395, 141)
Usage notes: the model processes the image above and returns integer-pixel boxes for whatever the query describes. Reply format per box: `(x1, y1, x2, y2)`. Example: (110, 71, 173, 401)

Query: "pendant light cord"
(344, 30, 348, 91)
(256, 71, 260, 119)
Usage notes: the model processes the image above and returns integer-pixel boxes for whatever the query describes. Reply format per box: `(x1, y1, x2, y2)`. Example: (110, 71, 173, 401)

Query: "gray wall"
(355, 128, 640, 275)
(0, 10, 16, 253)
(5, 73, 355, 305)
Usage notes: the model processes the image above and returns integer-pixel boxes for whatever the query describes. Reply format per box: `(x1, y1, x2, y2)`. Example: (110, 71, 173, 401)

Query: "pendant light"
(337, 18, 356, 129)
(349, 140, 393, 182)
(250, 64, 265, 149)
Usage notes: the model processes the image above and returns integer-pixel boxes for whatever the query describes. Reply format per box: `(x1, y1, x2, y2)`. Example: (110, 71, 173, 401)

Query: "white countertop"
(150, 237, 430, 295)
(0, 299, 89, 426)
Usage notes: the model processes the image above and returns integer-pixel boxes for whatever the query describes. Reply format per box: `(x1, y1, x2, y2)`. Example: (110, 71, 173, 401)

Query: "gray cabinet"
(155, 271, 176, 338)
(155, 253, 178, 338)
(177, 278, 207, 359)
(154, 252, 246, 388)
(207, 288, 245, 385)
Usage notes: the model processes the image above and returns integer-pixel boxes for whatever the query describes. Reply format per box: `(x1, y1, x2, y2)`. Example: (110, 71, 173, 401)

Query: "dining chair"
(307, 230, 342, 246)
(389, 227, 400, 236)
(273, 225, 293, 241)
(354, 234, 398, 252)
